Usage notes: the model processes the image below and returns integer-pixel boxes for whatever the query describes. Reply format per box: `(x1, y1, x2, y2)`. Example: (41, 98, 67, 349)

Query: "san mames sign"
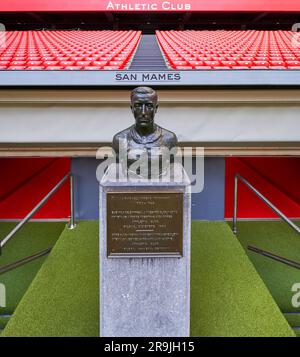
(115, 72, 181, 82)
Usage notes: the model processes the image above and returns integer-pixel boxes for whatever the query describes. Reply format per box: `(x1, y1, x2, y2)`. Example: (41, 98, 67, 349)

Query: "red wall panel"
(0, 158, 70, 219)
(225, 157, 300, 219)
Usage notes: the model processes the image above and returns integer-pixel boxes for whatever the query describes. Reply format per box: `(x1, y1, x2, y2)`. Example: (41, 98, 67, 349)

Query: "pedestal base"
(100, 164, 191, 337)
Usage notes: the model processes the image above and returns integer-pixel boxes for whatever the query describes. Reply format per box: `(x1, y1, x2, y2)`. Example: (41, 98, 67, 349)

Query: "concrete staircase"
(129, 34, 168, 71)
(284, 313, 300, 337)
(0, 315, 11, 332)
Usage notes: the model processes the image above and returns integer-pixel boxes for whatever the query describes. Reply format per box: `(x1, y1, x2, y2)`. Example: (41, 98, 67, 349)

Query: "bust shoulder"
(112, 125, 134, 151)
(159, 126, 178, 147)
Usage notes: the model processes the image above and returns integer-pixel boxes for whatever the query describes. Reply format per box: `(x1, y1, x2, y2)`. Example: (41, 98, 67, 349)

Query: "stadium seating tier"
(0, 30, 141, 70)
(1, 30, 300, 70)
(156, 30, 300, 70)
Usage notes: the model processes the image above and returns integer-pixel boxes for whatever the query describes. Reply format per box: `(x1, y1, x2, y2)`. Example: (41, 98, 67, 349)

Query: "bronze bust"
(112, 86, 178, 178)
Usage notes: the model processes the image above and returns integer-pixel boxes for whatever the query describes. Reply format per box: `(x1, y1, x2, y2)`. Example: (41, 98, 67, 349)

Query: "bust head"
(130, 86, 158, 134)
(112, 86, 178, 179)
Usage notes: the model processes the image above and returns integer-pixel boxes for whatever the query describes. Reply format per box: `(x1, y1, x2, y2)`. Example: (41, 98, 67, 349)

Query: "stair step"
(0, 315, 11, 330)
(294, 328, 300, 337)
(130, 61, 167, 64)
(131, 64, 166, 66)
(130, 65, 166, 67)
(132, 59, 165, 61)
(283, 312, 300, 327)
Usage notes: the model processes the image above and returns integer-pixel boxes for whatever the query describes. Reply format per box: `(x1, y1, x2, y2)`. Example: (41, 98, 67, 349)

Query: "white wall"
(0, 103, 299, 143)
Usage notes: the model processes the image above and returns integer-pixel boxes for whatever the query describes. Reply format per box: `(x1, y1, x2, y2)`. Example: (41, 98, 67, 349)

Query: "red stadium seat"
(204, 61, 220, 66)
(44, 61, 59, 66)
(45, 66, 64, 70)
(195, 65, 212, 69)
(92, 61, 108, 67)
(27, 61, 43, 66)
(188, 61, 204, 67)
(253, 61, 269, 66)
(213, 66, 231, 69)
(84, 66, 103, 70)
(11, 61, 26, 66)
(64, 66, 83, 70)
(175, 65, 193, 69)
(76, 61, 91, 66)
(268, 66, 287, 69)
(270, 61, 286, 66)
(231, 66, 250, 69)
(222, 60, 237, 66)
(27, 66, 45, 70)
(8, 66, 27, 70)
(237, 61, 252, 67)
(172, 61, 188, 66)
(103, 65, 121, 70)
(60, 61, 75, 66)
(286, 61, 300, 66)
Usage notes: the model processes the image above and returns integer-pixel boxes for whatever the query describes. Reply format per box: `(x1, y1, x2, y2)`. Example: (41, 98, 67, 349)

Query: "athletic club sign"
(106, 1, 191, 11)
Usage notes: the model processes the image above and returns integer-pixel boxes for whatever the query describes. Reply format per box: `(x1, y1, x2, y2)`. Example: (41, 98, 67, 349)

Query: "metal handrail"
(0, 173, 76, 252)
(247, 245, 300, 270)
(0, 247, 52, 275)
(233, 173, 300, 235)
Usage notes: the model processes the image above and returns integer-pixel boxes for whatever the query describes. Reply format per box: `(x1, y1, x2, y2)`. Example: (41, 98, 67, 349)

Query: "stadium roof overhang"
(0, 70, 300, 87)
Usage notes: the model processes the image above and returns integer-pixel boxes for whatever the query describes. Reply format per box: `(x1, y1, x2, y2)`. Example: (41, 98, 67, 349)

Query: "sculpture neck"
(135, 123, 155, 137)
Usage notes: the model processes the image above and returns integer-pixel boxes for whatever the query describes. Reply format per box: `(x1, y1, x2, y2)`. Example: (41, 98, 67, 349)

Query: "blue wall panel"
(71, 158, 100, 220)
(191, 157, 225, 220)
(71, 157, 225, 221)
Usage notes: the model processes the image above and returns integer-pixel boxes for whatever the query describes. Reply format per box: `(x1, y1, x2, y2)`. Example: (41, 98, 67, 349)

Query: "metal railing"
(0, 173, 76, 253)
(248, 245, 300, 270)
(0, 248, 52, 275)
(233, 174, 300, 235)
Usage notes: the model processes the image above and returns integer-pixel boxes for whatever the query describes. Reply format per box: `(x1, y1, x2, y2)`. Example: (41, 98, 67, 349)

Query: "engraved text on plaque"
(107, 191, 183, 258)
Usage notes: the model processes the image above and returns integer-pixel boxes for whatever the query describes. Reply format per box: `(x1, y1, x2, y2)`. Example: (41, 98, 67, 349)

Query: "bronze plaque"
(107, 190, 183, 258)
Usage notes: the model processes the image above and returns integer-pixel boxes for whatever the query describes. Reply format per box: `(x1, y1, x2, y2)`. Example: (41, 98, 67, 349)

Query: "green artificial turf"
(190, 221, 293, 337)
(2, 221, 294, 337)
(2, 221, 99, 337)
(232, 221, 300, 313)
(0, 222, 65, 315)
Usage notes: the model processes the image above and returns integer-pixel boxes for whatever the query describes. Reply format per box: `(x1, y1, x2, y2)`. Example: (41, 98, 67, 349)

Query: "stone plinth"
(100, 164, 191, 337)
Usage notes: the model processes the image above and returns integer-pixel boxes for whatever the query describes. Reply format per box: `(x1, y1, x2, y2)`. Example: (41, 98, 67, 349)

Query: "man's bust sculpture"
(112, 86, 178, 178)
